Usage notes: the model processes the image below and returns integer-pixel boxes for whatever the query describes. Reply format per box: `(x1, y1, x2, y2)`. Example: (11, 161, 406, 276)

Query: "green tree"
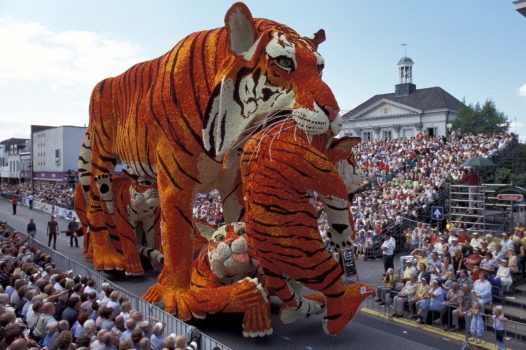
(453, 99, 509, 134)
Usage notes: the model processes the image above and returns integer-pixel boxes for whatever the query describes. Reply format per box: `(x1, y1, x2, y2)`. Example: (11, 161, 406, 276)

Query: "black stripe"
(157, 154, 183, 190)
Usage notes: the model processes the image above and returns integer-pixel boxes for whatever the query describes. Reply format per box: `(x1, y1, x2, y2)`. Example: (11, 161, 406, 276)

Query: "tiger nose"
(324, 106, 340, 121)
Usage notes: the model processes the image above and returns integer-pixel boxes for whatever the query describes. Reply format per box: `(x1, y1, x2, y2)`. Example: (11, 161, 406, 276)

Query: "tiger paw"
(230, 277, 267, 310)
(242, 303, 273, 338)
(92, 245, 125, 271)
(279, 294, 325, 325)
(323, 283, 375, 335)
(143, 284, 192, 321)
(124, 260, 144, 276)
(94, 174, 113, 195)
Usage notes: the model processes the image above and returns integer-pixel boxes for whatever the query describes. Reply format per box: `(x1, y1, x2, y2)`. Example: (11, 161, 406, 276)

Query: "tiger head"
(203, 2, 341, 159)
(122, 170, 159, 221)
(195, 221, 259, 284)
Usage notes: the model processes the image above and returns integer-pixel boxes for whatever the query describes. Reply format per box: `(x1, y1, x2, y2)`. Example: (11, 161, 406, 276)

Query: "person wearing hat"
(46, 216, 59, 250)
(469, 232, 483, 251)
(495, 258, 512, 294)
(416, 279, 444, 324)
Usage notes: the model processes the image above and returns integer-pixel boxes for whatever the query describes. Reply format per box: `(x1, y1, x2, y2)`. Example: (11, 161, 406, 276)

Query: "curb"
(361, 307, 510, 350)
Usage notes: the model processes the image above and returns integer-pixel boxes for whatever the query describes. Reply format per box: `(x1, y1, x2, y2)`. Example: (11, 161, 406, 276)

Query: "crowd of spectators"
(374, 220, 525, 345)
(0, 133, 515, 238)
(0, 183, 75, 210)
(349, 132, 515, 246)
(0, 222, 203, 350)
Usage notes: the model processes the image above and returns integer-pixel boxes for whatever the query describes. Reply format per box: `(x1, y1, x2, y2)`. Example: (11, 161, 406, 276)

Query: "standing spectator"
(47, 216, 59, 250)
(151, 322, 165, 350)
(11, 196, 18, 215)
(492, 305, 508, 350)
(27, 218, 36, 238)
(28, 193, 34, 210)
(469, 302, 484, 344)
(381, 233, 396, 275)
(67, 218, 80, 248)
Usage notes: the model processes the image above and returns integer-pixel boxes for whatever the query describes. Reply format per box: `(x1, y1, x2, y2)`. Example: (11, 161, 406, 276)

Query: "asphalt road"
(0, 198, 462, 350)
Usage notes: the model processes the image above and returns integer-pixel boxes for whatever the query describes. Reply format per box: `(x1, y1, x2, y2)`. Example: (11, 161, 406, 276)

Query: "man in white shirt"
(381, 233, 396, 276)
(469, 232, 483, 251)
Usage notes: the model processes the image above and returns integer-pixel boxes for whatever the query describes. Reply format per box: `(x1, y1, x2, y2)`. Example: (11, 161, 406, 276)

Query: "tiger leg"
(295, 255, 374, 335)
(74, 183, 91, 257)
(143, 144, 196, 320)
(264, 271, 324, 325)
(217, 161, 244, 223)
(76, 133, 93, 257)
(113, 201, 144, 276)
(87, 142, 124, 271)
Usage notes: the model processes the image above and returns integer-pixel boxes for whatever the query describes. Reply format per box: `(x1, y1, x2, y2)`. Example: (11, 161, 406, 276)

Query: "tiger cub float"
(241, 120, 375, 335)
(75, 1, 344, 318)
(75, 172, 161, 275)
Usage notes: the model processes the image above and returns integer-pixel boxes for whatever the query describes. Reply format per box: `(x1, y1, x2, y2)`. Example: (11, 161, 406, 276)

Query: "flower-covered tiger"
(241, 120, 375, 335)
(75, 2, 343, 318)
(74, 172, 161, 275)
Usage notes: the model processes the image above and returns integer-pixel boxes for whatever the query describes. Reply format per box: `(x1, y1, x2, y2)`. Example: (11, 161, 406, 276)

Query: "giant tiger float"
(75, 2, 374, 336)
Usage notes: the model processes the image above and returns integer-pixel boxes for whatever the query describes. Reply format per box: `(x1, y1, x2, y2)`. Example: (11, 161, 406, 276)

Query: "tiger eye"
(215, 233, 224, 242)
(276, 56, 294, 70)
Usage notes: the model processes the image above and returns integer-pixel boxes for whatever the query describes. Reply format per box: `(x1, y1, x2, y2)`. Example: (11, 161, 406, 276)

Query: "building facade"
(32, 125, 86, 181)
(0, 138, 30, 184)
(341, 57, 462, 141)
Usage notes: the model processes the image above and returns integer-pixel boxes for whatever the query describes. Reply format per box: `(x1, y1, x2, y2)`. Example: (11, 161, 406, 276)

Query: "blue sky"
(0, 0, 525, 141)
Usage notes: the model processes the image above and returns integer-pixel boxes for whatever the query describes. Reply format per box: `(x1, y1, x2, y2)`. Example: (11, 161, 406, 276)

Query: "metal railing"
(365, 288, 526, 349)
(23, 236, 232, 350)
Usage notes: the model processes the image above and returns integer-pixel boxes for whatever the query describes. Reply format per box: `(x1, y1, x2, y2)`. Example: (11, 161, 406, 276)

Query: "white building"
(0, 138, 30, 184)
(32, 125, 86, 182)
(341, 56, 462, 141)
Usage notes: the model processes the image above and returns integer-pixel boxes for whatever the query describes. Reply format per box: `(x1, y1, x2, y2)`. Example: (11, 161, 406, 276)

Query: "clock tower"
(395, 56, 416, 97)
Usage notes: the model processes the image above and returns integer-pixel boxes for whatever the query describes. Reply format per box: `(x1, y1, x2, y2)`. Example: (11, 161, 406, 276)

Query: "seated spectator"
(402, 259, 416, 282)
(469, 232, 483, 251)
(408, 276, 431, 318)
(119, 318, 136, 342)
(472, 271, 492, 305)
(440, 282, 463, 331)
(416, 279, 445, 324)
(495, 258, 513, 294)
(451, 284, 474, 332)
(479, 252, 497, 275)
(151, 322, 165, 350)
(506, 248, 519, 274)
(391, 273, 418, 317)
(457, 269, 472, 289)
(375, 268, 398, 305)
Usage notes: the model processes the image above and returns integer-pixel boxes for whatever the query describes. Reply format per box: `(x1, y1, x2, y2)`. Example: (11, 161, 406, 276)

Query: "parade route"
(0, 198, 461, 350)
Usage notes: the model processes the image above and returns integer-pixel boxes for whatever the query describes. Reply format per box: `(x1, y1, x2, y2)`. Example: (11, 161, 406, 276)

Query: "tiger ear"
(122, 168, 139, 181)
(307, 29, 326, 50)
(193, 220, 217, 241)
(225, 2, 257, 55)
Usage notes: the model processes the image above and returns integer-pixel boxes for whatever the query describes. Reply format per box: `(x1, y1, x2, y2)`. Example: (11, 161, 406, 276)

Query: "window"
(55, 149, 61, 165)
(382, 130, 392, 140)
(362, 131, 372, 141)
(427, 127, 437, 137)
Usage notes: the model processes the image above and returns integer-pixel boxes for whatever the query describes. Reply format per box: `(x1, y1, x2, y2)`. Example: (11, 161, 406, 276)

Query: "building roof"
(0, 138, 29, 146)
(397, 56, 414, 65)
(343, 86, 463, 120)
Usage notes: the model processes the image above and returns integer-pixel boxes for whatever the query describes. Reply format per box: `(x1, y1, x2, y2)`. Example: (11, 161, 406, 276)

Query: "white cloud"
(519, 84, 526, 97)
(0, 16, 144, 88)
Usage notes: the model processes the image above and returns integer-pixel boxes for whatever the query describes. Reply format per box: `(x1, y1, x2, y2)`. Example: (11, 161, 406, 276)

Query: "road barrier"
(22, 234, 232, 350)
